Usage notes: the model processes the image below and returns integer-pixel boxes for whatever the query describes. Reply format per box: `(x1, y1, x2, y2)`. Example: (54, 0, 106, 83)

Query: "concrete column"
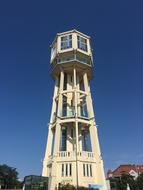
(53, 122, 61, 154)
(78, 126, 82, 152)
(83, 72, 94, 118)
(89, 121, 101, 158)
(50, 76, 59, 123)
(67, 74, 73, 116)
(43, 125, 53, 158)
(73, 67, 79, 152)
(73, 66, 79, 188)
(57, 70, 64, 117)
(42, 76, 59, 176)
(42, 126, 53, 176)
(76, 75, 80, 117)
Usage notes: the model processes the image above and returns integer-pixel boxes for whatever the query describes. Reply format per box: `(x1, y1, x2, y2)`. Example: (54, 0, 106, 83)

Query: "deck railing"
(57, 151, 94, 161)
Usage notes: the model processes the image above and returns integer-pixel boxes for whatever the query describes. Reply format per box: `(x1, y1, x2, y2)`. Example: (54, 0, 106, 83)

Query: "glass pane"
(62, 164, 64, 176)
(83, 164, 85, 176)
(66, 164, 68, 176)
(60, 129, 67, 151)
(61, 35, 72, 50)
(90, 164, 92, 177)
(69, 164, 72, 176)
(77, 35, 87, 52)
(87, 164, 89, 177)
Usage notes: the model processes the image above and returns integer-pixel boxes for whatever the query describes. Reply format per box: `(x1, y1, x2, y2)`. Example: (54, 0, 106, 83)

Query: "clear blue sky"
(0, 0, 143, 180)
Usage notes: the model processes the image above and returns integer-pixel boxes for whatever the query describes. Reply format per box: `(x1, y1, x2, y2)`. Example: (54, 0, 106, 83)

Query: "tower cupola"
(50, 29, 93, 78)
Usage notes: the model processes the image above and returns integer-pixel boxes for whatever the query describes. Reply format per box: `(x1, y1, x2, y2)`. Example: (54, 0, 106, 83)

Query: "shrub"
(58, 183, 76, 190)
(58, 184, 98, 190)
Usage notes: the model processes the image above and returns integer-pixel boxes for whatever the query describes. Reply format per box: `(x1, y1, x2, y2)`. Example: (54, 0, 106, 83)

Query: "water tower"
(42, 29, 107, 190)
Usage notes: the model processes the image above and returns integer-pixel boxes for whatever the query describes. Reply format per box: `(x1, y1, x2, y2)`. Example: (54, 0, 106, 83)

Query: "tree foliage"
(0, 164, 22, 189)
(110, 173, 143, 190)
(58, 183, 76, 190)
(136, 173, 143, 190)
(58, 183, 98, 190)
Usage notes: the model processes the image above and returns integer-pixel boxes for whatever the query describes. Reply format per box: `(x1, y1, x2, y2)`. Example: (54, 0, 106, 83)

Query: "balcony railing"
(51, 53, 91, 71)
(78, 151, 94, 158)
(56, 151, 95, 162)
(58, 54, 91, 66)
(62, 107, 75, 118)
(61, 106, 89, 119)
(58, 151, 76, 158)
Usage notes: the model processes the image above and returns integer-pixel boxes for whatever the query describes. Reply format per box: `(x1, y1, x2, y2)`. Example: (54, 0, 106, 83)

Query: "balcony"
(61, 107, 75, 118)
(51, 53, 92, 72)
(56, 151, 95, 162)
(61, 106, 89, 119)
(79, 107, 89, 119)
(78, 151, 95, 161)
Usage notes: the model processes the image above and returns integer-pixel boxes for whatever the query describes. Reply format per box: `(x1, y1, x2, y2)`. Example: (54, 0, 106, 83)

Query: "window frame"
(86, 164, 89, 177)
(51, 41, 57, 61)
(90, 164, 92, 177)
(65, 163, 68, 176)
(69, 163, 72, 176)
(61, 35, 72, 50)
(77, 35, 88, 52)
(83, 164, 86, 177)
(61, 164, 64, 177)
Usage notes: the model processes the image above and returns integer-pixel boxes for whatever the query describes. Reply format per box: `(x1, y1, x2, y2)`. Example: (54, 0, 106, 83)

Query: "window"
(87, 164, 89, 177)
(62, 96, 67, 117)
(69, 163, 72, 176)
(71, 129, 73, 138)
(80, 97, 88, 118)
(81, 129, 92, 151)
(83, 163, 92, 177)
(61, 128, 67, 151)
(62, 164, 64, 176)
(76, 54, 89, 65)
(83, 164, 86, 176)
(77, 36, 87, 52)
(70, 75, 73, 83)
(80, 81, 85, 91)
(63, 73, 67, 90)
(82, 130, 88, 151)
(90, 164, 92, 177)
(66, 164, 68, 176)
(51, 129, 55, 155)
(51, 42, 57, 60)
(61, 35, 72, 50)
(61, 163, 72, 177)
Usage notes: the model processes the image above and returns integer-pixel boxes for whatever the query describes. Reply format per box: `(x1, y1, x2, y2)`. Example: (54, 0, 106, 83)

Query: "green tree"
(58, 184, 98, 190)
(112, 174, 137, 190)
(0, 175, 4, 188)
(0, 164, 21, 189)
(58, 183, 76, 190)
(126, 174, 138, 190)
(136, 173, 143, 190)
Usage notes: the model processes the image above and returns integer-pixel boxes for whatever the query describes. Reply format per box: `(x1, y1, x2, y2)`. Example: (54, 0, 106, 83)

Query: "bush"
(58, 183, 76, 190)
(58, 184, 98, 190)
(78, 187, 98, 190)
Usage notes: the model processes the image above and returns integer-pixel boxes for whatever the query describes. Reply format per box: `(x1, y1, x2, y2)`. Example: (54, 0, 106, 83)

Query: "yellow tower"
(42, 29, 107, 190)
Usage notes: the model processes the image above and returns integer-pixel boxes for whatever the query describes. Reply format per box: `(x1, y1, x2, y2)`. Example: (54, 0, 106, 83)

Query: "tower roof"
(57, 29, 91, 39)
(50, 29, 91, 47)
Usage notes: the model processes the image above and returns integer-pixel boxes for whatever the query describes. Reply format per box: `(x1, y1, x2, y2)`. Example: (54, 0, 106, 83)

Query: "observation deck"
(50, 29, 93, 79)
(47, 151, 96, 164)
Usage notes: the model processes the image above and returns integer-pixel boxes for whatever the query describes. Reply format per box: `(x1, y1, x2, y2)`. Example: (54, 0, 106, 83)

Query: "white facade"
(42, 29, 107, 190)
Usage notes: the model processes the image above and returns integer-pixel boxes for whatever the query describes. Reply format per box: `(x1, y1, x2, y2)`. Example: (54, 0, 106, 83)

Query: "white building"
(42, 29, 107, 190)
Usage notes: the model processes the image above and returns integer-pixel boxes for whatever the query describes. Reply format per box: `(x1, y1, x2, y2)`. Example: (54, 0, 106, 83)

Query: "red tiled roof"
(110, 164, 143, 176)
